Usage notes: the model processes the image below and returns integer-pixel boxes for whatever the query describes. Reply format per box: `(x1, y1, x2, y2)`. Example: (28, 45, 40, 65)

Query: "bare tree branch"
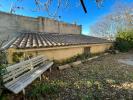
(3, 0, 106, 17)
(80, 0, 87, 13)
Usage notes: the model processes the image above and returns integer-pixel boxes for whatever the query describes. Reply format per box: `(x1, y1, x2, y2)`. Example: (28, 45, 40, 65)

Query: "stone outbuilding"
(3, 32, 112, 64)
(0, 12, 112, 63)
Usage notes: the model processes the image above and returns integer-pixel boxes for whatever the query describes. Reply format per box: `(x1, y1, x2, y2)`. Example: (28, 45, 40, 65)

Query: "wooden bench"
(2, 55, 53, 94)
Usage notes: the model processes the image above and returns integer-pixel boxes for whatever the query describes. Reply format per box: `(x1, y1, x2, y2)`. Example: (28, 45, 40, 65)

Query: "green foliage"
(115, 31, 133, 52)
(12, 52, 24, 63)
(0, 50, 7, 96)
(0, 51, 7, 65)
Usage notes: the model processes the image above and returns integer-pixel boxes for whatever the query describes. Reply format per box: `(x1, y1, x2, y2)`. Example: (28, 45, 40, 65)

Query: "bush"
(115, 31, 133, 52)
(115, 38, 131, 52)
(0, 50, 7, 97)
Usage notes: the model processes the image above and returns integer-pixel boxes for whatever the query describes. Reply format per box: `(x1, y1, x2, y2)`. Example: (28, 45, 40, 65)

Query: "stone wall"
(0, 11, 81, 41)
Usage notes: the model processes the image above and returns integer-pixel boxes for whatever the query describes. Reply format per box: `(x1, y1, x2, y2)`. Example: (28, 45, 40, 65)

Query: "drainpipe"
(79, 25, 82, 34)
(38, 17, 43, 32)
(58, 16, 61, 34)
(43, 18, 45, 33)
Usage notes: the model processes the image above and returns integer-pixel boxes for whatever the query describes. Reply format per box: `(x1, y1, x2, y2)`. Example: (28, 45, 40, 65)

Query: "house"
(0, 12, 112, 64)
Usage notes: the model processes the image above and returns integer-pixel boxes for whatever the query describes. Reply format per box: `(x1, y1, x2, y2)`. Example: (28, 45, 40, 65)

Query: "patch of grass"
(27, 83, 59, 98)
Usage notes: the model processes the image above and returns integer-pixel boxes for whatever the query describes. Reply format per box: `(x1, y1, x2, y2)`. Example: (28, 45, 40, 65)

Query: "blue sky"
(0, 0, 132, 35)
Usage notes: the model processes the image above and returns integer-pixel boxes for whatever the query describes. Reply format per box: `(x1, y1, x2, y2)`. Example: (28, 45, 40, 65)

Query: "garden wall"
(0, 11, 81, 41)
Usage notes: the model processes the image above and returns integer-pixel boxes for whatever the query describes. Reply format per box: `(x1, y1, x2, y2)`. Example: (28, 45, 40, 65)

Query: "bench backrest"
(2, 56, 47, 83)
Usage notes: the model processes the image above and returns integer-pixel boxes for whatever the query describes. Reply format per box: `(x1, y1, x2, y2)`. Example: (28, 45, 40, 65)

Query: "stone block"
(71, 61, 82, 67)
(58, 64, 71, 70)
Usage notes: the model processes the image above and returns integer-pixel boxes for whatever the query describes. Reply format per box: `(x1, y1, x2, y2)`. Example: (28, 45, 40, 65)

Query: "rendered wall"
(0, 12, 38, 41)
(7, 43, 112, 64)
(0, 11, 81, 41)
(37, 47, 83, 60)
(90, 44, 112, 54)
(38, 17, 81, 34)
(36, 44, 111, 61)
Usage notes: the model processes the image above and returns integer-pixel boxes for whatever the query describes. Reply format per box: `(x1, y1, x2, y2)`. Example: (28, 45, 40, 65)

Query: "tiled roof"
(8, 32, 111, 49)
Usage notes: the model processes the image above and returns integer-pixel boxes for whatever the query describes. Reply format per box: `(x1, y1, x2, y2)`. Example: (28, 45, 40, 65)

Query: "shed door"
(84, 47, 90, 55)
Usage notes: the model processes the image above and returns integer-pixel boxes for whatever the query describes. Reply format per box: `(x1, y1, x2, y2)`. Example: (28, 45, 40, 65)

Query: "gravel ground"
(1, 52, 133, 100)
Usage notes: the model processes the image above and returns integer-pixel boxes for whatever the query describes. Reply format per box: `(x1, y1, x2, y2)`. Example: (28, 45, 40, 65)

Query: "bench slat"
(3, 67, 30, 82)
(5, 56, 45, 72)
(3, 56, 47, 83)
(4, 64, 40, 87)
(3, 62, 31, 78)
(5, 61, 53, 94)
(3, 63, 31, 82)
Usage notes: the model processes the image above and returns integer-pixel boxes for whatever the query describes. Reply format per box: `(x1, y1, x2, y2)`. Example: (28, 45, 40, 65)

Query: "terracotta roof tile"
(8, 32, 111, 49)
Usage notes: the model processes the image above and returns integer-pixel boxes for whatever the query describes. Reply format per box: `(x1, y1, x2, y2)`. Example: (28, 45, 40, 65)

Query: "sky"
(0, 0, 132, 35)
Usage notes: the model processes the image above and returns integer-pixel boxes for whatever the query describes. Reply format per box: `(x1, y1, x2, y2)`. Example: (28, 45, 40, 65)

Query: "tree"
(0, 0, 104, 18)
(90, 2, 133, 39)
(112, 1, 133, 31)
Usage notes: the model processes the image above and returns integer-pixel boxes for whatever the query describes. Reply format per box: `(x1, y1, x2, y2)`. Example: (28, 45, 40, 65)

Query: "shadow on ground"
(1, 52, 133, 100)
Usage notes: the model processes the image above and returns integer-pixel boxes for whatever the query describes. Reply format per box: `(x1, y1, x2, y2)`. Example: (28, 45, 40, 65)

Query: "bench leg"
(39, 75, 42, 81)
(49, 68, 52, 73)
(23, 89, 25, 95)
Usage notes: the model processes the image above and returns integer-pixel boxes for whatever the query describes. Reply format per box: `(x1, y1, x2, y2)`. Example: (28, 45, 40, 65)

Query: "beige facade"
(7, 43, 112, 64)
(90, 44, 112, 54)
